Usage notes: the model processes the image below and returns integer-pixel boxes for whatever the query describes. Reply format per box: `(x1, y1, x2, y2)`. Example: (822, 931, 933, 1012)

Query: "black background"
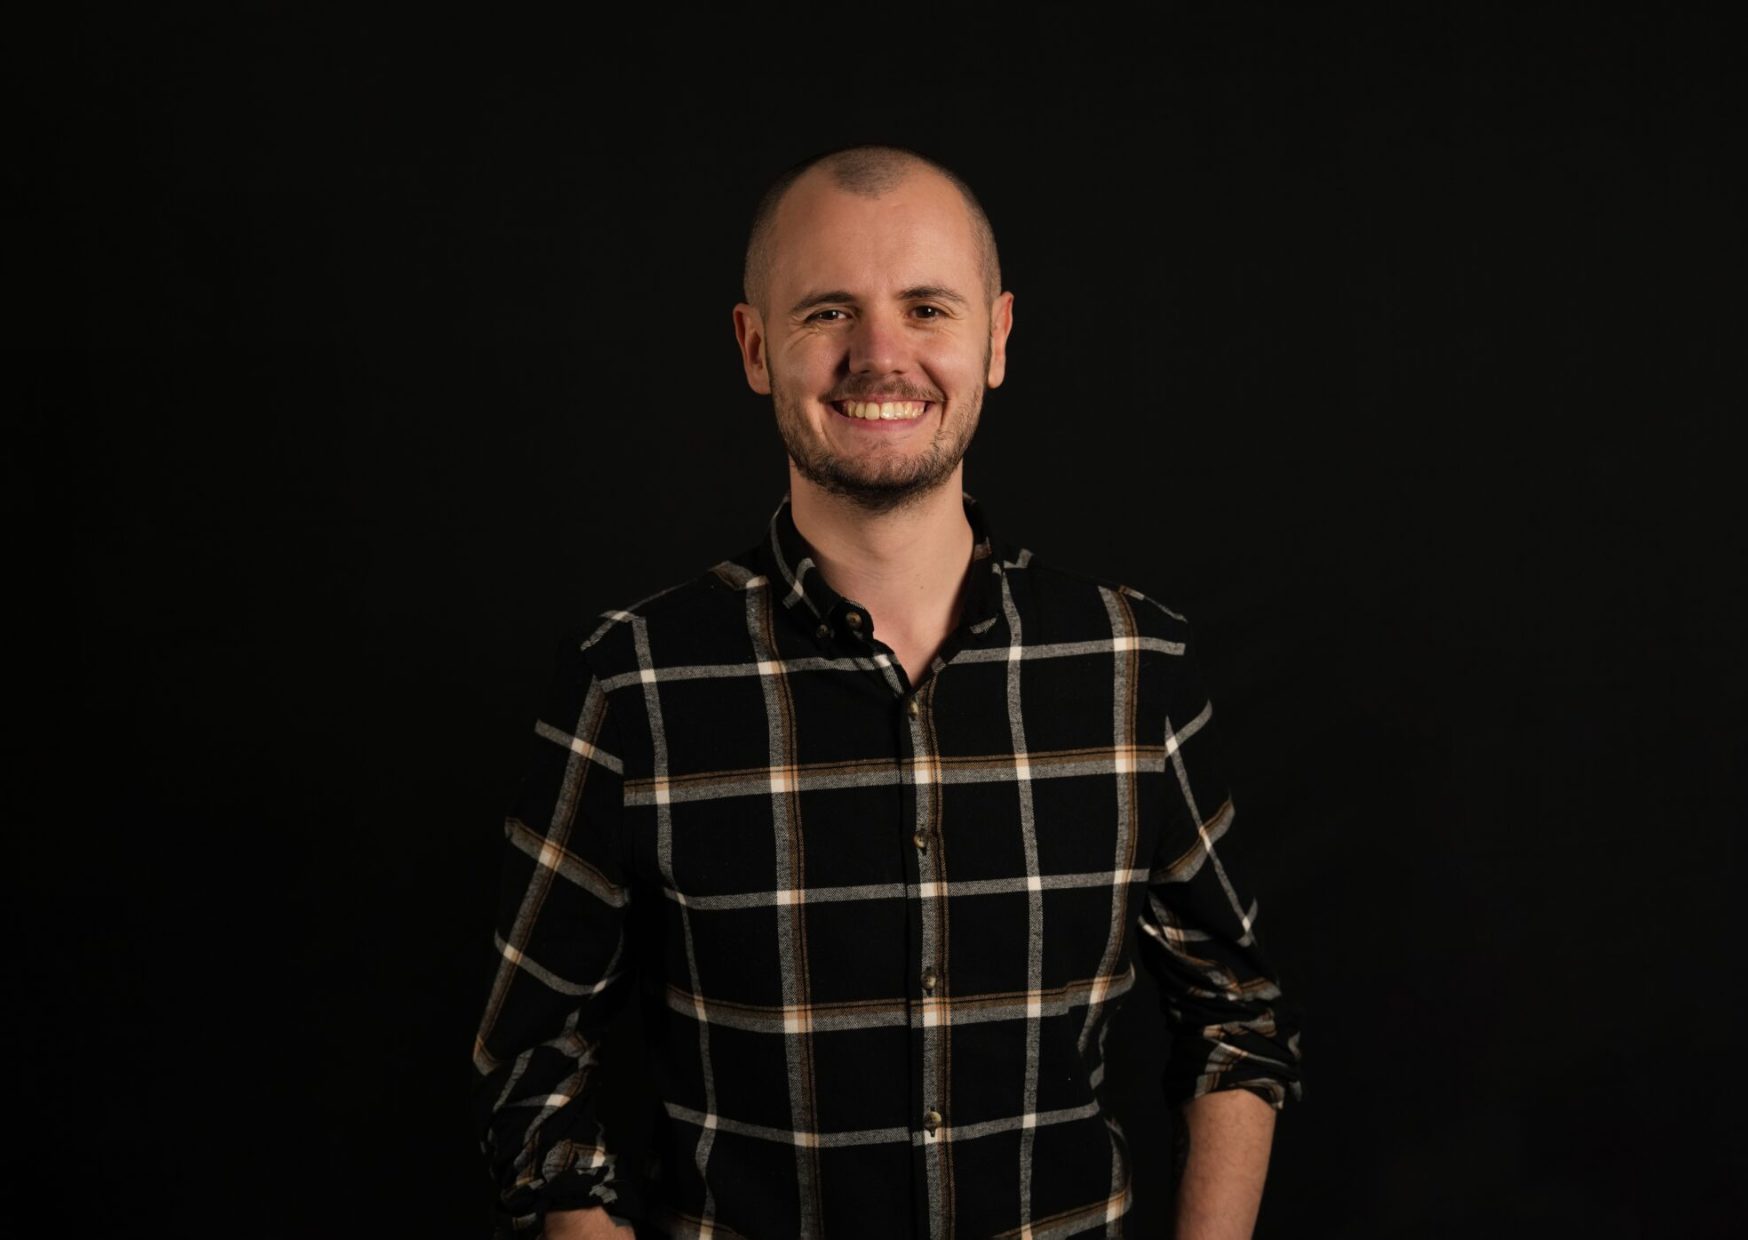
(13, 4, 1742, 1236)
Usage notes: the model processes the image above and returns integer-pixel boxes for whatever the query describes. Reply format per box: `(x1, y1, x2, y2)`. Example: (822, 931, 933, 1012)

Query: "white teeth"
(839, 400, 925, 421)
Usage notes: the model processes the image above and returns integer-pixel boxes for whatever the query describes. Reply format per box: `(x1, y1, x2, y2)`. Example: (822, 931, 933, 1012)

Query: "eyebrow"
(900, 284, 970, 308)
(788, 284, 971, 318)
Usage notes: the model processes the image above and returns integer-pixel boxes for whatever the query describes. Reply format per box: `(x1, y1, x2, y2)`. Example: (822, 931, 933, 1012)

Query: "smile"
(830, 399, 931, 422)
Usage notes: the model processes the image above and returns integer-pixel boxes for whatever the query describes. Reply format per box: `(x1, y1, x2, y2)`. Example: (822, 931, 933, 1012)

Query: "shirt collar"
(759, 489, 1009, 646)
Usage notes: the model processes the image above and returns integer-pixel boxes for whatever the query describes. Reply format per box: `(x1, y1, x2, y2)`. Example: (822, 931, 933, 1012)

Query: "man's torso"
(567, 492, 1219, 1238)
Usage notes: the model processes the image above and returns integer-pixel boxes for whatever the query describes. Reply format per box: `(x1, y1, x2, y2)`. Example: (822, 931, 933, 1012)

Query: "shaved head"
(742, 144, 1002, 318)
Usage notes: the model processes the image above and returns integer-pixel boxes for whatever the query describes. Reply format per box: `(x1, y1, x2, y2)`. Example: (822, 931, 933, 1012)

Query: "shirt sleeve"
(1134, 620, 1305, 1111)
(472, 630, 638, 1235)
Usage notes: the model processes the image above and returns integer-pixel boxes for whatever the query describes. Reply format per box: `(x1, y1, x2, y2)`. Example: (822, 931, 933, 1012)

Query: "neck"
(787, 464, 975, 640)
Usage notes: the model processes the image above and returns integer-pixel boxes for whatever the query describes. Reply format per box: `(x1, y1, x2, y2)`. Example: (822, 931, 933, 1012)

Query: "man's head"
(732, 145, 1015, 514)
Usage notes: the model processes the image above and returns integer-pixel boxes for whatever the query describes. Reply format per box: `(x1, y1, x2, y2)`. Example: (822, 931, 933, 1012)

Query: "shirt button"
(906, 697, 920, 718)
(921, 968, 938, 993)
(913, 829, 928, 851)
(815, 622, 832, 640)
(923, 1109, 942, 1135)
(845, 610, 863, 629)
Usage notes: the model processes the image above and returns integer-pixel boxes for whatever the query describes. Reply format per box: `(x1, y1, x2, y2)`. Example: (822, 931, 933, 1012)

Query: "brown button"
(844, 610, 863, 629)
(815, 622, 831, 640)
(923, 1109, 942, 1135)
(913, 830, 928, 851)
(921, 969, 938, 993)
(906, 697, 920, 718)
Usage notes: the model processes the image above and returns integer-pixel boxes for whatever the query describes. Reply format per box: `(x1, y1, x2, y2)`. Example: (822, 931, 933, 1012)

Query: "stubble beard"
(770, 345, 990, 516)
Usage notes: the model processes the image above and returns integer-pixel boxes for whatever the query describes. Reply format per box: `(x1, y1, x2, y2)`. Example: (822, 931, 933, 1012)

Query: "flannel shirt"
(473, 490, 1304, 1238)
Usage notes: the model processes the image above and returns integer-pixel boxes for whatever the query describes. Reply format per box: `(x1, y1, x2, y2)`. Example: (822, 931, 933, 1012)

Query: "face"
(734, 167, 1015, 514)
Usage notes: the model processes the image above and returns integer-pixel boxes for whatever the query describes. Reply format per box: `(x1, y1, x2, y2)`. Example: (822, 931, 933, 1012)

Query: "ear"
(733, 302, 772, 395)
(985, 291, 1015, 389)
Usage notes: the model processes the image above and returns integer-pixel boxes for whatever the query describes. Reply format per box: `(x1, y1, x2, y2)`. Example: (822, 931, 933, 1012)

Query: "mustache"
(826, 385, 941, 403)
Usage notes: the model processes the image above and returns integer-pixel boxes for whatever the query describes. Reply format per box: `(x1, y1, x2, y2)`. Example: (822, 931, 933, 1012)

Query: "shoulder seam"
(1003, 547, 1188, 624)
(1116, 583, 1189, 624)
(576, 561, 748, 655)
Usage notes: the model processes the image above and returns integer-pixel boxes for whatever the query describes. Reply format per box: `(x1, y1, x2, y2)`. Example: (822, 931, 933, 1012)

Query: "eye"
(912, 305, 942, 319)
(808, 309, 848, 323)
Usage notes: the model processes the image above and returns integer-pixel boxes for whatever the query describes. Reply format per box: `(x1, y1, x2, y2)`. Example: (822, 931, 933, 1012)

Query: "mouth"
(829, 398, 933, 423)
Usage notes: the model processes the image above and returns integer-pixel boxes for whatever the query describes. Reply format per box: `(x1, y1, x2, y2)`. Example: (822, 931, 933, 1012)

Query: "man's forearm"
(1171, 1088, 1277, 1240)
(542, 1207, 634, 1239)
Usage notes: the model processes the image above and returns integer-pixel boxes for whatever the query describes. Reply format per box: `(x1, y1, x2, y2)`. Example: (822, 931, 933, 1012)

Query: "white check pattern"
(474, 491, 1303, 1238)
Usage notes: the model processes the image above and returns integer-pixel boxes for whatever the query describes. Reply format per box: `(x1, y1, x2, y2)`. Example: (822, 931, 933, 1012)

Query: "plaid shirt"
(474, 490, 1303, 1239)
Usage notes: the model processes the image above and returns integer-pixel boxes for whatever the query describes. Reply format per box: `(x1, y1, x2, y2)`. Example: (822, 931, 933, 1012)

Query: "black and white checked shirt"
(474, 490, 1304, 1239)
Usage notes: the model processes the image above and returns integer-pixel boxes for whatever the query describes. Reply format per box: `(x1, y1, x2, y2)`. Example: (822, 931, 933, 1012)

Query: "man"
(474, 144, 1303, 1239)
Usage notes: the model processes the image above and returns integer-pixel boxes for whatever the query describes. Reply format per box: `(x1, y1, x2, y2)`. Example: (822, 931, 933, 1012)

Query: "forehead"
(767, 168, 982, 297)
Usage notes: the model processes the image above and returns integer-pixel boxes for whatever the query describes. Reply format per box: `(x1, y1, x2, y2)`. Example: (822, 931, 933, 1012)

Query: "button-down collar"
(758, 489, 1008, 647)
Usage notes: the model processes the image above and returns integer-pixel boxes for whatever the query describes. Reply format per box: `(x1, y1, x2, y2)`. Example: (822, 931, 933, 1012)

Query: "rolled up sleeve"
(1135, 623, 1304, 1111)
(473, 631, 637, 1234)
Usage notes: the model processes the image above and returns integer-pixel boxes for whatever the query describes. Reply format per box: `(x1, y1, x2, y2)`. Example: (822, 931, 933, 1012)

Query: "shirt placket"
(831, 599, 953, 1240)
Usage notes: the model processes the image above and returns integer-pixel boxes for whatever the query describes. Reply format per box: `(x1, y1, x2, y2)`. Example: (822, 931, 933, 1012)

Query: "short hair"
(742, 143, 1002, 316)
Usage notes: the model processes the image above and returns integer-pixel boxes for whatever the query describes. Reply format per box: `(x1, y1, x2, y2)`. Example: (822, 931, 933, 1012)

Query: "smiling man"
(474, 144, 1303, 1239)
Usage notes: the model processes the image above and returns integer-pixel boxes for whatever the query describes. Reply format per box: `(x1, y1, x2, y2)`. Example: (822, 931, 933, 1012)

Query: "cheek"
(772, 345, 817, 387)
(923, 344, 982, 391)
(785, 333, 841, 366)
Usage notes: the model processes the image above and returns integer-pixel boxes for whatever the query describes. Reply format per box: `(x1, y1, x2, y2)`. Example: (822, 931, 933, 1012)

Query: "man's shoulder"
(565, 545, 769, 681)
(1000, 542, 1195, 645)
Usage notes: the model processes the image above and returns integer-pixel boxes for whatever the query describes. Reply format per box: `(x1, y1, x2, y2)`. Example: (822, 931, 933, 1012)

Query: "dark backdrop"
(14, 5, 1742, 1237)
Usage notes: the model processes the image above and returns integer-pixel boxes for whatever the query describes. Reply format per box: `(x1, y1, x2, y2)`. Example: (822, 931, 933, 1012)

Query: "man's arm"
(474, 630, 639, 1236)
(542, 1207, 635, 1238)
(1129, 606, 1303, 1233)
(1172, 1088, 1276, 1240)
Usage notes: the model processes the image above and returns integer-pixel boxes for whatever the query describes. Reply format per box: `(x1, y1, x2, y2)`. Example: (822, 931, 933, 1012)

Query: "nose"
(846, 307, 908, 378)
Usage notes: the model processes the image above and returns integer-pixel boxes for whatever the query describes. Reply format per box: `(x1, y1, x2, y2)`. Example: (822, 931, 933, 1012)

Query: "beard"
(770, 345, 990, 516)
